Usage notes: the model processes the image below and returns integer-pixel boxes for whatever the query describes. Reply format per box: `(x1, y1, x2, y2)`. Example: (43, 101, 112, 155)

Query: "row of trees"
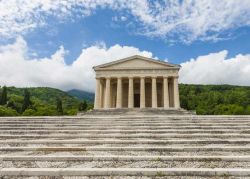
(0, 86, 89, 116)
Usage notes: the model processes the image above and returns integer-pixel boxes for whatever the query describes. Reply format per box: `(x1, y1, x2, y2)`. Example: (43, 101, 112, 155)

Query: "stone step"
(3, 121, 250, 126)
(3, 123, 250, 126)
(0, 133, 249, 139)
(2, 155, 250, 162)
(3, 115, 250, 118)
(1, 129, 250, 134)
(2, 125, 250, 130)
(2, 126, 250, 129)
(2, 160, 250, 169)
(1, 168, 250, 177)
(2, 150, 249, 157)
(1, 139, 250, 145)
(2, 119, 250, 122)
(1, 146, 250, 152)
(2, 127, 250, 131)
(1, 116, 250, 121)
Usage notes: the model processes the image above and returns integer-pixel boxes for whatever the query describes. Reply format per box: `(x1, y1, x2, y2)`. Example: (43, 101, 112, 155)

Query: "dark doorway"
(134, 94, 140, 107)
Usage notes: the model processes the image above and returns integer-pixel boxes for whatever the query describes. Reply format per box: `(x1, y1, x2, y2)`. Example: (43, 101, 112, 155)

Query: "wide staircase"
(1, 115, 250, 178)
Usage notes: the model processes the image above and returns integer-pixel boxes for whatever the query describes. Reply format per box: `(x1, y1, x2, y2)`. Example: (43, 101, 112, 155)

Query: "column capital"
(140, 76, 145, 79)
(128, 76, 134, 79)
(151, 76, 157, 79)
(117, 77, 122, 79)
(163, 76, 169, 79)
(105, 77, 111, 79)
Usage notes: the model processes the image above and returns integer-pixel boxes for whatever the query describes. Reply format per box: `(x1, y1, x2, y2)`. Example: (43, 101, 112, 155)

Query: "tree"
(78, 100, 88, 111)
(56, 98, 63, 115)
(0, 86, 7, 105)
(0, 106, 19, 116)
(22, 89, 32, 112)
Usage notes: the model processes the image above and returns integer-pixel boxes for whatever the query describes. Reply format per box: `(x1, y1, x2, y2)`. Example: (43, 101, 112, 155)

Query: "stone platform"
(1, 115, 250, 178)
(80, 108, 195, 116)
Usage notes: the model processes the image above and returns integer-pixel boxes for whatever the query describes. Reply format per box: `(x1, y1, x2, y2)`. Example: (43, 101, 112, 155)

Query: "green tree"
(0, 86, 7, 105)
(22, 89, 32, 112)
(22, 109, 37, 116)
(78, 100, 88, 111)
(214, 104, 244, 115)
(0, 106, 19, 116)
(56, 98, 63, 115)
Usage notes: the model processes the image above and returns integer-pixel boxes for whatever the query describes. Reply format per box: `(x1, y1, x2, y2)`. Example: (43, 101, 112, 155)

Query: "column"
(173, 77, 180, 109)
(140, 77, 145, 108)
(94, 78, 101, 109)
(152, 77, 157, 108)
(128, 77, 134, 108)
(104, 77, 111, 108)
(99, 80, 103, 108)
(163, 77, 169, 108)
(116, 77, 122, 108)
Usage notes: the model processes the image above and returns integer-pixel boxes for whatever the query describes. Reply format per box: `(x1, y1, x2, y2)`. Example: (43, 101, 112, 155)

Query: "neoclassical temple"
(93, 55, 180, 109)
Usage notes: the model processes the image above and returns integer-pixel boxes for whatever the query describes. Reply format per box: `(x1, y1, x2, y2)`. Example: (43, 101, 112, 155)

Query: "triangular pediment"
(94, 55, 179, 70)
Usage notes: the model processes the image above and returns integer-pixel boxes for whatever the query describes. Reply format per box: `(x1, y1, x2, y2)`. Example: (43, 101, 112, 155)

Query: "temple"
(93, 55, 180, 109)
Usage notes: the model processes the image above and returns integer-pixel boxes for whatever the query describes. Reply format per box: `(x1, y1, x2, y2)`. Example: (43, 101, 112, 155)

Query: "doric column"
(94, 78, 101, 109)
(128, 77, 134, 108)
(140, 77, 145, 108)
(116, 77, 122, 108)
(99, 80, 103, 108)
(163, 77, 169, 108)
(173, 76, 180, 109)
(104, 77, 111, 108)
(152, 77, 157, 108)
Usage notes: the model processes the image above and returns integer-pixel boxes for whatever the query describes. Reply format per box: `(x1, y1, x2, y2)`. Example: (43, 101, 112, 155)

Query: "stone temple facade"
(93, 55, 180, 109)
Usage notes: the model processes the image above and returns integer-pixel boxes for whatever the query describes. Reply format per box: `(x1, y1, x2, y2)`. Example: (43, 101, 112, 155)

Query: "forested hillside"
(67, 89, 94, 102)
(1, 84, 250, 116)
(0, 87, 93, 116)
(180, 84, 250, 115)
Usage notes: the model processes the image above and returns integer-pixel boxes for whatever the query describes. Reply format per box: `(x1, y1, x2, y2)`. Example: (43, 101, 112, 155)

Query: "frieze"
(96, 69, 178, 78)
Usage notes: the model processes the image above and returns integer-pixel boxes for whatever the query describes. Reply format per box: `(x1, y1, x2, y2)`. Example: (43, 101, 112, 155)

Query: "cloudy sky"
(0, 0, 250, 92)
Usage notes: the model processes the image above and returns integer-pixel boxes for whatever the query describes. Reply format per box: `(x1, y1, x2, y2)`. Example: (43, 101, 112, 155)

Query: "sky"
(0, 0, 250, 92)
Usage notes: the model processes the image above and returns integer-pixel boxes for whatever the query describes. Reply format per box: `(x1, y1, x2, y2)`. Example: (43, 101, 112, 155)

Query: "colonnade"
(94, 76, 180, 109)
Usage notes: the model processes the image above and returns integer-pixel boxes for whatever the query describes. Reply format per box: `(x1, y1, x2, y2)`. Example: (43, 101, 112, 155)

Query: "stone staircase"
(1, 115, 250, 178)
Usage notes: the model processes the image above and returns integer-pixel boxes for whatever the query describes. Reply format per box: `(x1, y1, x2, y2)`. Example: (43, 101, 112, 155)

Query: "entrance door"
(134, 94, 140, 108)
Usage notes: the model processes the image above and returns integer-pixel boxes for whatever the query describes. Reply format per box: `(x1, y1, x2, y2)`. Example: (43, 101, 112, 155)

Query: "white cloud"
(1, 0, 250, 43)
(0, 37, 153, 92)
(179, 50, 250, 86)
(1, 37, 250, 92)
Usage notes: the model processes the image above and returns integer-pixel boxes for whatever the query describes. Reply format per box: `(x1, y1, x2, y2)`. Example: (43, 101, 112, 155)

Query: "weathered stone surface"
(0, 115, 250, 177)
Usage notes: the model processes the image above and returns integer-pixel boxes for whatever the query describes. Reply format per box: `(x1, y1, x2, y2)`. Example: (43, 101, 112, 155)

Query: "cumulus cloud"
(0, 37, 153, 92)
(179, 51, 250, 86)
(1, 0, 250, 43)
(1, 37, 250, 92)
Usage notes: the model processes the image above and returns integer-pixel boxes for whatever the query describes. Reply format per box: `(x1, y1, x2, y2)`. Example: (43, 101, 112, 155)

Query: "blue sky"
(21, 8, 250, 64)
(0, 1, 250, 91)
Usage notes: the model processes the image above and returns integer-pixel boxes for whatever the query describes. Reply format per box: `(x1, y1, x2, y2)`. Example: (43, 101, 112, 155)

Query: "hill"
(67, 89, 94, 102)
(0, 87, 93, 116)
(1, 84, 250, 116)
(179, 84, 250, 115)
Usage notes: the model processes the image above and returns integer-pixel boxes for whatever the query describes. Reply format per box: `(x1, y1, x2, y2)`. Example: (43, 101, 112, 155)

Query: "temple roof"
(93, 55, 180, 71)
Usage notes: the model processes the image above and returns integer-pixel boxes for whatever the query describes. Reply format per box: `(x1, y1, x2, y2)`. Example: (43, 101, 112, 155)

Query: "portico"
(93, 55, 180, 109)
